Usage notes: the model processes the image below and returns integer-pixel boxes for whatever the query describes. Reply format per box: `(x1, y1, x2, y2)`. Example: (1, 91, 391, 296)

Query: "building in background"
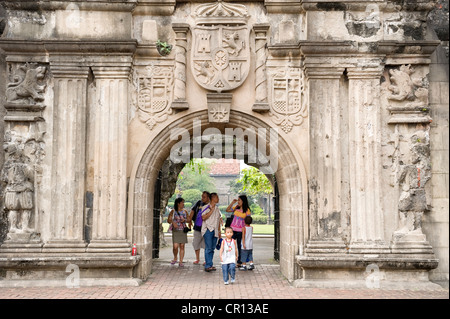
(209, 158, 240, 207)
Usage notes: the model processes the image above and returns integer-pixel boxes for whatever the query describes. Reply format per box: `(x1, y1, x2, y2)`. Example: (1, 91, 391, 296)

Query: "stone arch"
(128, 110, 307, 282)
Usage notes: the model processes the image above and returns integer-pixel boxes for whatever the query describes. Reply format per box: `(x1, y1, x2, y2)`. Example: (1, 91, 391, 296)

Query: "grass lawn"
(251, 224, 275, 235)
(162, 223, 274, 235)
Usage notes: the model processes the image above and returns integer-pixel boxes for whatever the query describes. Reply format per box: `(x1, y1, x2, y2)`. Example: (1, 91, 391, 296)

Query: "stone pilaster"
(43, 63, 89, 252)
(305, 66, 347, 254)
(347, 66, 390, 254)
(252, 24, 270, 113)
(87, 65, 131, 254)
(171, 23, 189, 110)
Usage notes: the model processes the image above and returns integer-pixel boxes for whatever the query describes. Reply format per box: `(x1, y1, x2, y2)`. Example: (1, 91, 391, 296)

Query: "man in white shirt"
(201, 192, 222, 272)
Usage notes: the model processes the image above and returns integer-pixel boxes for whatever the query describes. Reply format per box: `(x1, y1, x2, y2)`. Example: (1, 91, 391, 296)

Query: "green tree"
(236, 167, 273, 195)
(181, 189, 203, 204)
(176, 158, 217, 193)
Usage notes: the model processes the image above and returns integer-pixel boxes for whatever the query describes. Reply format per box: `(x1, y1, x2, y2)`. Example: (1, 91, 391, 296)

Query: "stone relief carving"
(268, 67, 308, 133)
(172, 24, 190, 110)
(209, 105, 229, 122)
(133, 65, 174, 130)
(191, 0, 250, 93)
(6, 63, 47, 105)
(206, 93, 232, 123)
(252, 24, 270, 113)
(193, 0, 249, 23)
(384, 64, 430, 124)
(392, 129, 431, 242)
(387, 65, 428, 106)
(1, 127, 44, 242)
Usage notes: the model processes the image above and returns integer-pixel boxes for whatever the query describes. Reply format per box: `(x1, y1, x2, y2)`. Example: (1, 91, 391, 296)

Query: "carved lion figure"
(6, 65, 47, 104)
(387, 64, 424, 102)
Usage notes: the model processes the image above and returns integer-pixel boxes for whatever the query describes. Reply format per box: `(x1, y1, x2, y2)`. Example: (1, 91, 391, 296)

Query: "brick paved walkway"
(0, 237, 448, 300)
(0, 261, 448, 299)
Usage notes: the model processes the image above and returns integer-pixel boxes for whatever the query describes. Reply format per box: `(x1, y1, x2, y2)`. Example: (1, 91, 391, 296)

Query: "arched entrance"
(151, 157, 281, 262)
(128, 110, 307, 282)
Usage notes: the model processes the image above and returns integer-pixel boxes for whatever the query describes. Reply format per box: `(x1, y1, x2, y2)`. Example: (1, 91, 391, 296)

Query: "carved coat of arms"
(191, 0, 250, 93)
(133, 65, 174, 130)
(269, 67, 308, 133)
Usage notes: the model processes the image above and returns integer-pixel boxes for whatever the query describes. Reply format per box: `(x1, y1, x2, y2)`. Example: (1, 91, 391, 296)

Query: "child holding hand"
(220, 227, 238, 285)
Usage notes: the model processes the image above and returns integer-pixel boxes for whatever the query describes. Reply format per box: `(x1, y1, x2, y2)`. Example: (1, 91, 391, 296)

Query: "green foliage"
(156, 40, 172, 56)
(181, 189, 203, 204)
(236, 167, 273, 195)
(167, 201, 192, 210)
(251, 215, 267, 224)
(250, 203, 263, 215)
(184, 158, 209, 175)
(177, 159, 217, 193)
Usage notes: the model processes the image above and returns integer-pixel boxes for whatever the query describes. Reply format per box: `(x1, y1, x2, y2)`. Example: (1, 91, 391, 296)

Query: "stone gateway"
(0, 0, 448, 289)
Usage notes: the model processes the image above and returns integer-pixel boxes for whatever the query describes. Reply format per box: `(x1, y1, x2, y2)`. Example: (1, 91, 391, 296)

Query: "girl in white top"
(220, 227, 238, 284)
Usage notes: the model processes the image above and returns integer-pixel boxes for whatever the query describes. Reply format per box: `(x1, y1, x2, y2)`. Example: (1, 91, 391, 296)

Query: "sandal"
(179, 262, 184, 267)
(193, 260, 200, 265)
(170, 260, 177, 265)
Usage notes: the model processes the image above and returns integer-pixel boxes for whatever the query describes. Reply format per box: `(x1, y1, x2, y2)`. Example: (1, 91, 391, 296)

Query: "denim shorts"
(240, 249, 253, 263)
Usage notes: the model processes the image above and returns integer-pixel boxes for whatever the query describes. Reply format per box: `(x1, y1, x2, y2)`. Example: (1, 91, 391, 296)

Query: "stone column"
(305, 66, 347, 254)
(87, 65, 131, 254)
(252, 24, 270, 113)
(171, 23, 189, 110)
(43, 63, 89, 252)
(347, 66, 390, 254)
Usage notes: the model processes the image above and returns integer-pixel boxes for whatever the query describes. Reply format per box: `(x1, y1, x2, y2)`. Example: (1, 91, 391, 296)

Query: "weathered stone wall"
(0, 0, 447, 287)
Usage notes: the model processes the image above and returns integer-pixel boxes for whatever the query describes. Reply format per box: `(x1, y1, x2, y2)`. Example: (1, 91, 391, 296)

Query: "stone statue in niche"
(1, 131, 35, 238)
(393, 129, 431, 241)
(0, 128, 44, 242)
(6, 63, 47, 105)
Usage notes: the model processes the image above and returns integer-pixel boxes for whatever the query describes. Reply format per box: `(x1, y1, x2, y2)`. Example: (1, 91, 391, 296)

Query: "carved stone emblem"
(133, 65, 174, 130)
(207, 93, 232, 123)
(269, 67, 308, 133)
(191, 0, 250, 93)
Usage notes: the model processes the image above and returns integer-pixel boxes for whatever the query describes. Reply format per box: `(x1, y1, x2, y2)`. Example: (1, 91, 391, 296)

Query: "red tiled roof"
(210, 159, 240, 175)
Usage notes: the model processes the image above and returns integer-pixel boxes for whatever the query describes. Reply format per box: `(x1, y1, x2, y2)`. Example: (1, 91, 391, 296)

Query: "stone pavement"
(0, 237, 448, 300)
